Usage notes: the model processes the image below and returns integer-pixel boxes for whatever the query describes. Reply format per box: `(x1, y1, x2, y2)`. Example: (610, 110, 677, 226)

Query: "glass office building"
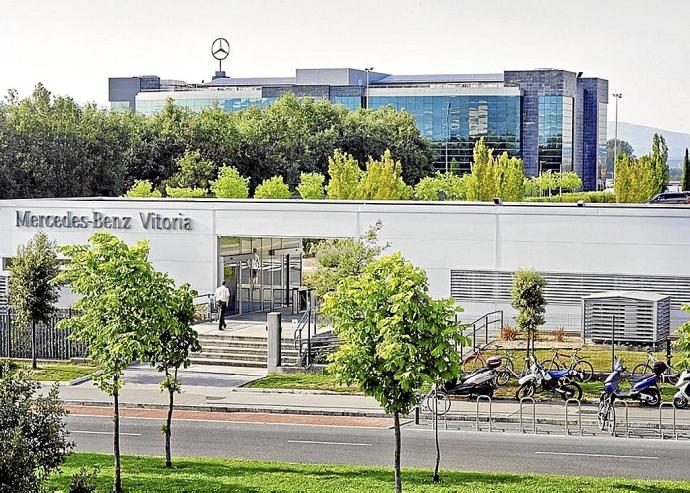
(109, 67, 608, 189)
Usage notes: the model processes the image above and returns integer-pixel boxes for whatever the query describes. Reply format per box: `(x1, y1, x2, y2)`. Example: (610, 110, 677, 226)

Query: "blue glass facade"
(368, 95, 520, 171)
(538, 96, 573, 173)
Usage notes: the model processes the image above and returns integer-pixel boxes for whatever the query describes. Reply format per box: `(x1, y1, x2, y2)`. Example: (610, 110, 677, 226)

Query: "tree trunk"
(31, 319, 37, 370)
(165, 369, 175, 468)
(394, 411, 402, 493)
(433, 385, 441, 483)
(113, 382, 122, 493)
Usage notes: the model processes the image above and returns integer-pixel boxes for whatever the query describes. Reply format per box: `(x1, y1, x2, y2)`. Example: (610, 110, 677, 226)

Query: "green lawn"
(245, 372, 359, 393)
(45, 453, 690, 492)
(1, 359, 99, 381)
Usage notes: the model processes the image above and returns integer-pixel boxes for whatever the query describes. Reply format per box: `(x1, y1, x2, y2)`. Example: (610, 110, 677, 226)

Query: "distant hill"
(608, 122, 690, 166)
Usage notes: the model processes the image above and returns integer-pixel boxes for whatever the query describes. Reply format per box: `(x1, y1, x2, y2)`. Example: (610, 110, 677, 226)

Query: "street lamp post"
(612, 93, 622, 183)
(364, 67, 374, 110)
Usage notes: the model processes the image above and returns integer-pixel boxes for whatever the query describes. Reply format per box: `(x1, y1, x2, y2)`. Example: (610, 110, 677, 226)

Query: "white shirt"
(215, 285, 230, 303)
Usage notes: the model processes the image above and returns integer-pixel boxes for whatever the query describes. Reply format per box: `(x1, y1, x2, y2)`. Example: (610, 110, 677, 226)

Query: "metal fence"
(0, 308, 88, 360)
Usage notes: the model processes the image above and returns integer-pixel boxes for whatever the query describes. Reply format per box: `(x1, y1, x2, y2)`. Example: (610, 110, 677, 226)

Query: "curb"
(69, 370, 102, 386)
(232, 387, 363, 396)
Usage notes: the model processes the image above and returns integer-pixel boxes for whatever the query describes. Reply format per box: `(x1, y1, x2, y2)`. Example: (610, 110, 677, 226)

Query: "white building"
(2, 198, 690, 331)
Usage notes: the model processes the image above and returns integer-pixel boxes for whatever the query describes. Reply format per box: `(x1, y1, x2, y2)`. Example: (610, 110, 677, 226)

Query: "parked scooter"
(444, 356, 502, 398)
(597, 358, 667, 431)
(515, 358, 583, 401)
(674, 369, 690, 409)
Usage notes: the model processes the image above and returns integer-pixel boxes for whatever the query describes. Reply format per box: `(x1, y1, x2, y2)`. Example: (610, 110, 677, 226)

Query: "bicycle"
(416, 386, 451, 416)
(462, 342, 500, 373)
(631, 352, 679, 385)
(540, 347, 594, 382)
(496, 351, 531, 385)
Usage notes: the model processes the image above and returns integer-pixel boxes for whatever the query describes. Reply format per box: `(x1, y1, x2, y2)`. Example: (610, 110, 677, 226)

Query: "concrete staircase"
(191, 333, 300, 368)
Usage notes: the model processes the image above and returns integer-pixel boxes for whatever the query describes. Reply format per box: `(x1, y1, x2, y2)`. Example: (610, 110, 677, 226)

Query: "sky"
(1, 0, 689, 133)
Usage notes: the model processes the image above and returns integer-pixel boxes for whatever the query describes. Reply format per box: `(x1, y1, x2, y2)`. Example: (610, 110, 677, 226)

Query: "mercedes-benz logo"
(211, 38, 230, 61)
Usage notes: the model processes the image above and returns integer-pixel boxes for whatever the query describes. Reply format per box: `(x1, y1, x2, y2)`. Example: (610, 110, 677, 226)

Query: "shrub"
(124, 180, 162, 198)
(526, 191, 615, 203)
(165, 186, 207, 198)
(211, 166, 249, 199)
(254, 176, 292, 199)
(500, 324, 519, 341)
(554, 327, 566, 343)
(69, 466, 100, 493)
(297, 172, 326, 199)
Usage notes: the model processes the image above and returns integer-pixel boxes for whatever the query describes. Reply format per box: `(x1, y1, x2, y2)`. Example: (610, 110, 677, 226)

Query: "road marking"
(287, 440, 372, 447)
(72, 430, 142, 437)
(535, 451, 658, 459)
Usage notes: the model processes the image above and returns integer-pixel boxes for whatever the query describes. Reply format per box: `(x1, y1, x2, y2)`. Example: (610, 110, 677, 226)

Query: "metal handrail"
(564, 399, 582, 436)
(457, 310, 504, 358)
(519, 397, 536, 434)
(475, 395, 493, 432)
(659, 402, 677, 440)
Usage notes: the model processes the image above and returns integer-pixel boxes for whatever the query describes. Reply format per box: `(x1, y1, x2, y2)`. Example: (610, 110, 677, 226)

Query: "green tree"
(211, 166, 249, 199)
(356, 149, 413, 200)
(606, 138, 634, 175)
(535, 170, 558, 197)
(302, 222, 385, 299)
(682, 148, 690, 192)
(57, 232, 173, 493)
(0, 368, 73, 492)
(511, 269, 546, 360)
(165, 186, 207, 198)
(326, 150, 361, 200)
(614, 154, 656, 203)
(8, 232, 61, 370)
(556, 171, 582, 192)
(124, 179, 162, 198)
(166, 149, 214, 190)
(496, 152, 525, 201)
(465, 138, 497, 201)
(297, 172, 326, 199)
(144, 283, 200, 468)
(414, 172, 466, 201)
(675, 304, 690, 368)
(650, 133, 669, 194)
(254, 175, 292, 199)
(322, 252, 464, 492)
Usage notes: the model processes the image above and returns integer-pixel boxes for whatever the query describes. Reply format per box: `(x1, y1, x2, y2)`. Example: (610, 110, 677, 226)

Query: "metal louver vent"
(450, 270, 690, 311)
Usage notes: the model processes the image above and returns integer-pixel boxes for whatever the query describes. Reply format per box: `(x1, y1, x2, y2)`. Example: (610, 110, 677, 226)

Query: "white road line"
(535, 451, 658, 459)
(287, 440, 372, 447)
(72, 430, 142, 437)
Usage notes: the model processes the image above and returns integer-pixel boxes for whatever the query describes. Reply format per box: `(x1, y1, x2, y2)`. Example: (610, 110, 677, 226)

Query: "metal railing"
(457, 310, 503, 359)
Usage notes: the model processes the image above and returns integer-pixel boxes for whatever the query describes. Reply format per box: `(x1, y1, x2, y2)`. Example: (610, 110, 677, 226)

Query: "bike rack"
(564, 399, 582, 436)
(613, 400, 630, 438)
(428, 390, 448, 431)
(658, 402, 677, 440)
(518, 396, 536, 434)
(475, 395, 492, 432)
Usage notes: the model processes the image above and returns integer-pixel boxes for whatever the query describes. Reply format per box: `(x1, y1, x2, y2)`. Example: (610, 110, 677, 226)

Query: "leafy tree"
(523, 177, 540, 198)
(124, 179, 162, 198)
(297, 172, 326, 199)
(326, 150, 361, 200)
(650, 133, 669, 194)
(302, 222, 385, 299)
(682, 148, 690, 192)
(356, 149, 413, 200)
(414, 172, 466, 201)
(144, 283, 200, 468)
(496, 152, 525, 201)
(614, 154, 656, 203)
(0, 367, 73, 492)
(57, 232, 173, 493)
(606, 138, 634, 174)
(511, 269, 546, 360)
(9, 232, 61, 370)
(166, 149, 214, 190)
(211, 166, 249, 199)
(534, 170, 558, 197)
(465, 138, 497, 201)
(322, 252, 463, 492)
(165, 186, 207, 198)
(254, 176, 292, 199)
(556, 171, 582, 192)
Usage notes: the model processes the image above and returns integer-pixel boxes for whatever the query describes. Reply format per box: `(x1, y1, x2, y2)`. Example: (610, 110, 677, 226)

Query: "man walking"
(215, 280, 230, 331)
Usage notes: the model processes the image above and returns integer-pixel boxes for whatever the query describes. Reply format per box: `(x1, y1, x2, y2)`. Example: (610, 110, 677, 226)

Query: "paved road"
(65, 413, 690, 481)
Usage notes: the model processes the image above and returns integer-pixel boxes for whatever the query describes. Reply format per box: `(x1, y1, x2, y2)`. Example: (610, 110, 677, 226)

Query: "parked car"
(648, 192, 690, 204)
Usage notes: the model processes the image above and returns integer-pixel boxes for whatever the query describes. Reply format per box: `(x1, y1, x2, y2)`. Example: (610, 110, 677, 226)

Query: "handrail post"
(475, 395, 492, 432)
(519, 396, 536, 434)
(564, 399, 582, 436)
(659, 402, 677, 440)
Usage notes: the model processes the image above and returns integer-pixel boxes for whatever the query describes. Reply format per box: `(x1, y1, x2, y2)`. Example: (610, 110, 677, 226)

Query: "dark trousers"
(218, 301, 227, 329)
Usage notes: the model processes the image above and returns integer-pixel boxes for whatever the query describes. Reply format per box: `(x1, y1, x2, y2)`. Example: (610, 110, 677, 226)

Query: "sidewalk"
(42, 364, 690, 432)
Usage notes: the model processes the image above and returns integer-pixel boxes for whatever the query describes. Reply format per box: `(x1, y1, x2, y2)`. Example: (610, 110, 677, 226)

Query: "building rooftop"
(373, 73, 505, 84)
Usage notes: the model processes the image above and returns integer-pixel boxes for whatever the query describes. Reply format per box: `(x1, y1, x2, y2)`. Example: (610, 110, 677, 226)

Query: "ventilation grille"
(0, 276, 7, 315)
(583, 297, 670, 343)
(451, 270, 690, 310)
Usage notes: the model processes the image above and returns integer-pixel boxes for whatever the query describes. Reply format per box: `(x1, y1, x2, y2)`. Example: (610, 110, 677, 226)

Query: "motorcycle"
(445, 356, 502, 398)
(674, 368, 690, 409)
(597, 359, 666, 432)
(515, 359, 583, 401)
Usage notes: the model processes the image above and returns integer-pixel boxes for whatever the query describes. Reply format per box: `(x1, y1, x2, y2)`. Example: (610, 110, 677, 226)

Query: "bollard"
(266, 312, 282, 372)
(564, 399, 582, 436)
